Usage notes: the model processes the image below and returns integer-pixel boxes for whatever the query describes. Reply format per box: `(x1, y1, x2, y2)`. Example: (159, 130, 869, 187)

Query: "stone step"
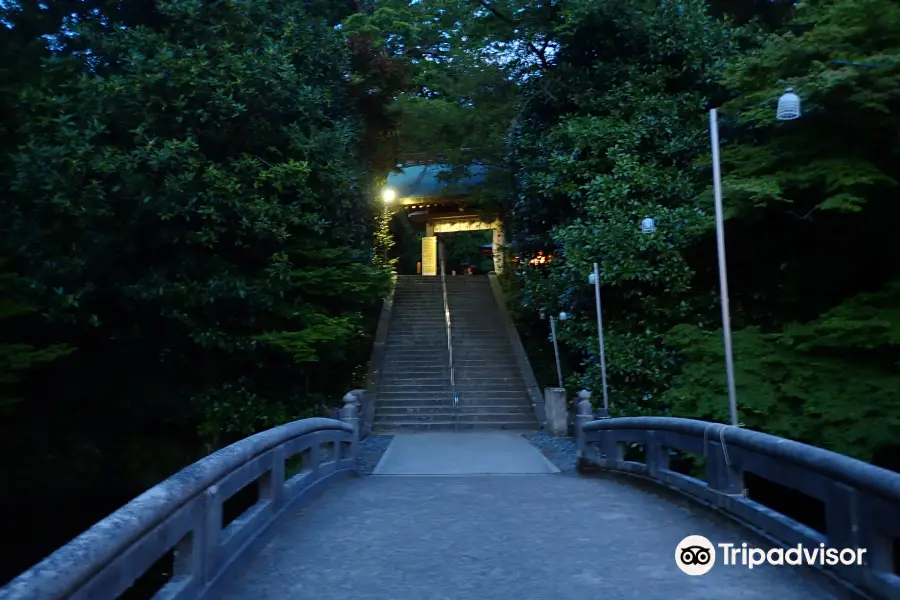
(454, 372, 523, 380)
(450, 333, 507, 337)
(387, 341, 450, 347)
(383, 376, 520, 384)
(455, 359, 519, 367)
(377, 405, 533, 415)
(389, 317, 446, 322)
(379, 373, 448, 381)
(454, 383, 526, 392)
(379, 384, 453, 392)
(451, 344, 513, 350)
(373, 420, 538, 432)
(375, 411, 535, 423)
(377, 397, 529, 408)
(383, 357, 448, 364)
(377, 391, 453, 399)
(379, 369, 448, 376)
(454, 391, 529, 400)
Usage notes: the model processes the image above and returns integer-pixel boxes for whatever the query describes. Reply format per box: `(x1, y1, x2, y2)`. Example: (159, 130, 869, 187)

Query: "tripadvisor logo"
(675, 535, 716, 576)
(675, 535, 868, 575)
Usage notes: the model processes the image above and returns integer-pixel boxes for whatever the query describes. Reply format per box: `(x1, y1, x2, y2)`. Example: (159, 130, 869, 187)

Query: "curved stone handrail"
(1, 414, 359, 600)
(576, 415, 900, 599)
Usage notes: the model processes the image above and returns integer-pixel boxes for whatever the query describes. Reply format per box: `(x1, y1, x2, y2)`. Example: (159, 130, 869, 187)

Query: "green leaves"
(506, 0, 735, 412)
(1, 0, 391, 438)
(660, 282, 900, 463)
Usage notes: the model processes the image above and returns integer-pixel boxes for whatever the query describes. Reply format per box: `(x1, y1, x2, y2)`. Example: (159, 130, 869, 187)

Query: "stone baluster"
(575, 389, 594, 455)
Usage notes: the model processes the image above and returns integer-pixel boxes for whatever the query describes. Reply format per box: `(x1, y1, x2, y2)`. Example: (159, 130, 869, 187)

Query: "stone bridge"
(1, 393, 898, 600)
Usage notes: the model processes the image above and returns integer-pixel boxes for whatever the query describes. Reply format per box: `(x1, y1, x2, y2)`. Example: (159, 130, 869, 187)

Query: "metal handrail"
(439, 259, 459, 429)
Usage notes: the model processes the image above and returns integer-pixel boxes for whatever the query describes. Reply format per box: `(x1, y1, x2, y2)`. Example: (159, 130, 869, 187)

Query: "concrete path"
(372, 431, 559, 475)
(222, 474, 852, 600)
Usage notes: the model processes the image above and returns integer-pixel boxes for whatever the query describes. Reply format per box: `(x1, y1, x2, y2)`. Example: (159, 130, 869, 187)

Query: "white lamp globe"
(776, 88, 801, 121)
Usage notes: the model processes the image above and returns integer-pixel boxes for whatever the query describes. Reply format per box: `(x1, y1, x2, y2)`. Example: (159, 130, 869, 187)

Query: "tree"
(505, 0, 738, 411)
(0, 0, 393, 581)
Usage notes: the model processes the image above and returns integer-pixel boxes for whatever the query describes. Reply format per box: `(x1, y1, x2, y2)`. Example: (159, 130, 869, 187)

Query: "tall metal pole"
(710, 109, 739, 427)
(550, 316, 564, 388)
(592, 263, 610, 412)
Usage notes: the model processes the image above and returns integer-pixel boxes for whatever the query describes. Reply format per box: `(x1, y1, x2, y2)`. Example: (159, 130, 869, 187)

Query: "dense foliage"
(499, 0, 900, 467)
(0, 0, 396, 581)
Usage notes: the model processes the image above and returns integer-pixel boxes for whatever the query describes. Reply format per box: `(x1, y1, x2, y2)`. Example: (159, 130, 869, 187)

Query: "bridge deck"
(223, 466, 851, 599)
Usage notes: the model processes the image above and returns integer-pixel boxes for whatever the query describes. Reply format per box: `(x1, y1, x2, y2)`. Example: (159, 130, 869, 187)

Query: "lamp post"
(709, 88, 801, 428)
(588, 265, 609, 414)
(549, 312, 568, 388)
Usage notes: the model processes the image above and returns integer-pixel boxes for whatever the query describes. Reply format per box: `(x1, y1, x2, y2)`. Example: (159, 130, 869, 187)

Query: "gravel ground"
(522, 430, 578, 473)
(358, 434, 394, 474)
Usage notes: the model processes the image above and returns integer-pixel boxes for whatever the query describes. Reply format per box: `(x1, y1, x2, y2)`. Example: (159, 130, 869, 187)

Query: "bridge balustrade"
(575, 403, 900, 600)
(0, 394, 361, 600)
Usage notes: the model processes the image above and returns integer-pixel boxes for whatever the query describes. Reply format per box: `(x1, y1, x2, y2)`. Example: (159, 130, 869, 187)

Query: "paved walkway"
(223, 434, 854, 600)
(373, 431, 559, 475)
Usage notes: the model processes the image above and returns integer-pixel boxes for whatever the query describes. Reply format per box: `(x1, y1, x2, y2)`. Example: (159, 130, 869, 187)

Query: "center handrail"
(439, 259, 459, 429)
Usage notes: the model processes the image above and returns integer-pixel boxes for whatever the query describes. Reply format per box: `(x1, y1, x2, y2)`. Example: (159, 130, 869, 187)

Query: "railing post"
(704, 428, 743, 508)
(202, 485, 221, 585)
(340, 392, 360, 460)
(644, 431, 669, 479)
(575, 389, 593, 455)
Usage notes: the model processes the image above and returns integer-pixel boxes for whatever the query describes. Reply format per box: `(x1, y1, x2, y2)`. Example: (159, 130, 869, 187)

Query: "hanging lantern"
(539, 309, 546, 320)
(641, 217, 656, 234)
(776, 88, 801, 121)
(588, 272, 597, 285)
(559, 312, 569, 321)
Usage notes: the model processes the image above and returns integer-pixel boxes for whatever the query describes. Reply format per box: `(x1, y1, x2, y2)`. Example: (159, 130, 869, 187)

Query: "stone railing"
(0, 394, 362, 600)
(574, 403, 900, 599)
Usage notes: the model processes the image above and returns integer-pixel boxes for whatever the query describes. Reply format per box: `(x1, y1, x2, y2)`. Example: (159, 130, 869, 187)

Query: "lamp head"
(776, 88, 801, 121)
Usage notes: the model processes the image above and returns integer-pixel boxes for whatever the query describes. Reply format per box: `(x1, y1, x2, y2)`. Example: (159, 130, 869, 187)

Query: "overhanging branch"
(475, 0, 549, 69)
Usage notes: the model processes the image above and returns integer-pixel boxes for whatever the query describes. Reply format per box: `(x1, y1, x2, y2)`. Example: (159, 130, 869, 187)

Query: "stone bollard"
(543, 387, 567, 437)
(350, 389, 369, 440)
(340, 392, 360, 465)
(574, 389, 594, 454)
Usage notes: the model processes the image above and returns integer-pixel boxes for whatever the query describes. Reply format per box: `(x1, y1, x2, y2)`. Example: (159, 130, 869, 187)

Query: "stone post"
(350, 389, 369, 440)
(543, 387, 567, 437)
(575, 389, 594, 454)
(340, 392, 360, 461)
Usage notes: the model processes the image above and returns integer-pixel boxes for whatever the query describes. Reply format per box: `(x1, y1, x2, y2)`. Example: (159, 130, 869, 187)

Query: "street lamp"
(588, 264, 610, 414)
(381, 187, 397, 203)
(708, 87, 803, 427)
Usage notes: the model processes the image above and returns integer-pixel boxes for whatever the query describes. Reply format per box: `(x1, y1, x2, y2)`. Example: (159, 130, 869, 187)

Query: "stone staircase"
(445, 276, 537, 429)
(374, 274, 538, 431)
